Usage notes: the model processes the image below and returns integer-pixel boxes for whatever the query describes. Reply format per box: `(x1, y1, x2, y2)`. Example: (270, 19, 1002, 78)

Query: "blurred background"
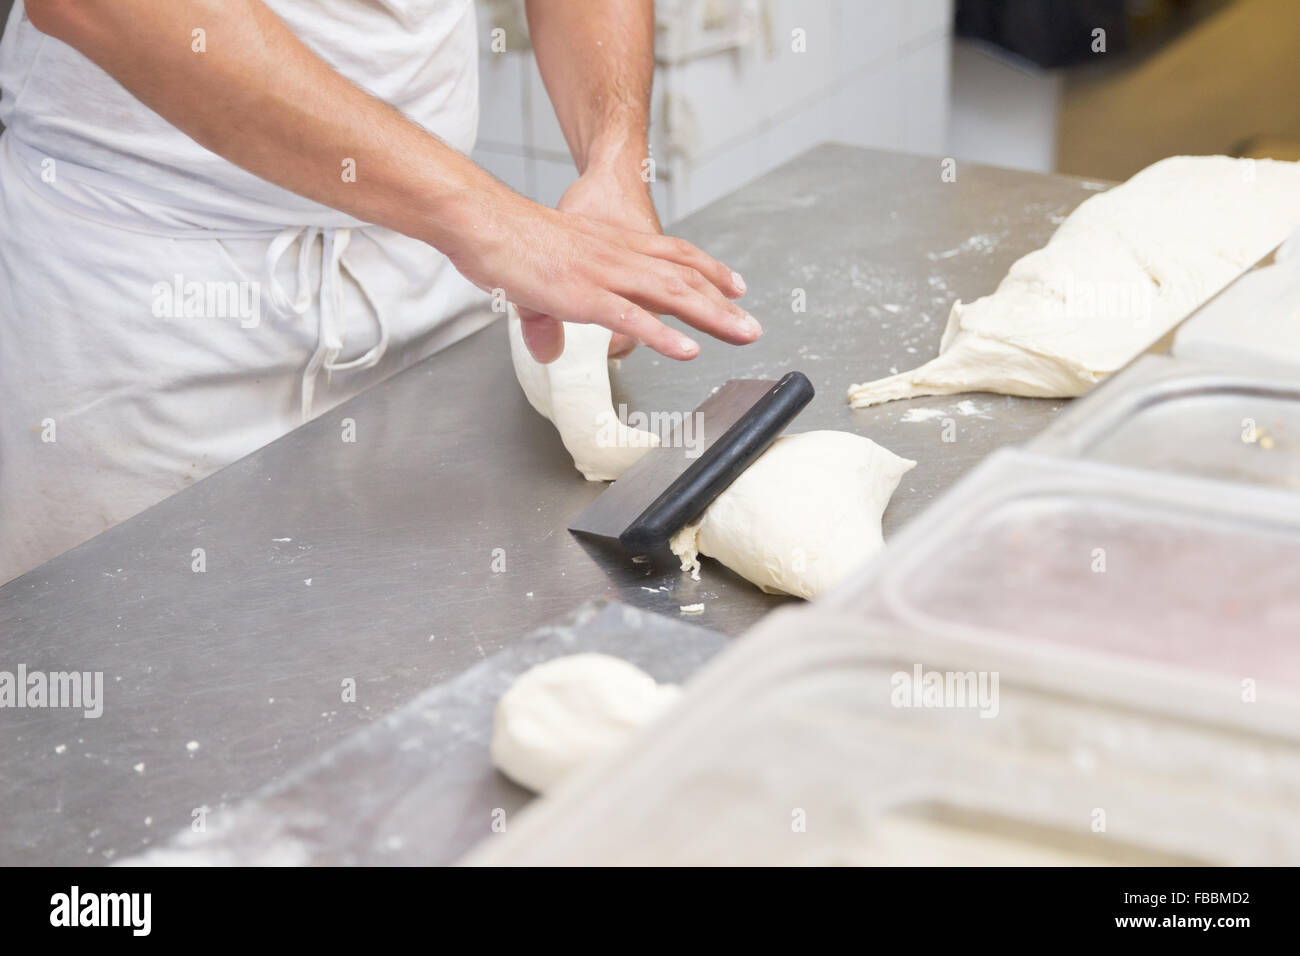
(4, 0, 1297, 217)
(471, 0, 1300, 220)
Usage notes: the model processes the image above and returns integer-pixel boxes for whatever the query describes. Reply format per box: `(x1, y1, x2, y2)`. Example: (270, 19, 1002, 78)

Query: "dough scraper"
(568, 371, 814, 552)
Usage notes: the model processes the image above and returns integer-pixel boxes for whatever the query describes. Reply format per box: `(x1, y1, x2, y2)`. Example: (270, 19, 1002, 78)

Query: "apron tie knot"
(265, 226, 389, 421)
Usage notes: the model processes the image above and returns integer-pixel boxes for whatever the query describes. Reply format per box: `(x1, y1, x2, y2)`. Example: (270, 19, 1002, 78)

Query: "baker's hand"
(538, 166, 663, 358)
(443, 168, 756, 364)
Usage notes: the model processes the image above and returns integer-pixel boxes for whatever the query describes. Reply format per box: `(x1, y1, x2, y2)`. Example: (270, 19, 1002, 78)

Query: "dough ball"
(490, 653, 682, 794)
(670, 430, 915, 600)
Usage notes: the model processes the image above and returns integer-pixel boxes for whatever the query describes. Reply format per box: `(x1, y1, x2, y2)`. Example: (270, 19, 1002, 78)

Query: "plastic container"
(465, 602, 1300, 865)
(1032, 356, 1300, 492)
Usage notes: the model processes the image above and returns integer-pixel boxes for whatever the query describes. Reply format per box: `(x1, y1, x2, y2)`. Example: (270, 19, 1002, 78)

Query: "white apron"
(0, 0, 493, 584)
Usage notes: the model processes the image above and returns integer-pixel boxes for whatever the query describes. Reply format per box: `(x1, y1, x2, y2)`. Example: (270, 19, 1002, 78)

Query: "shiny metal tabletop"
(0, 144, 1102, 864)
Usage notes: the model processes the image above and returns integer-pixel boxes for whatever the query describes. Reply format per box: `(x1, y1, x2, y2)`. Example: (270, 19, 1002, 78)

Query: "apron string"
(265, 226, 389, 421)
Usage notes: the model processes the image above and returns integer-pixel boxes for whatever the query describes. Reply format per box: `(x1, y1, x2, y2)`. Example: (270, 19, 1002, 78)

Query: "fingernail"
(740, 312, 762, 336)
(730, 271, 747, 294)
(679, 337, 699, 356)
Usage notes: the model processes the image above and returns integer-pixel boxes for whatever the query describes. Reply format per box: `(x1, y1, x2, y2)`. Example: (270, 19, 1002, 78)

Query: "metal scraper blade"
(568, 371, 814, 552)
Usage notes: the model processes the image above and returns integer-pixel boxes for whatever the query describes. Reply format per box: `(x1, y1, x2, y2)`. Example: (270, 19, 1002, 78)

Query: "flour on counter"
(899, 407, 947, 423)
(900, 400, 991, 423)
(926, 234, 1001, 261)
(952, 400, 993, 418)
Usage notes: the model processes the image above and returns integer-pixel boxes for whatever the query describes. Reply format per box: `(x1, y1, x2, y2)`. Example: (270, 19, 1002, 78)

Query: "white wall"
(474, 0, 953, 222)
(946, 40, 1061, 174)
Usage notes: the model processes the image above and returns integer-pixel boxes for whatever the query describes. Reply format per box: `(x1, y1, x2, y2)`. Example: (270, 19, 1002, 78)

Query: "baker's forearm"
(28, 0, 756, 363)
(26, 0, 491, 248)
(525, 0, 655, 175)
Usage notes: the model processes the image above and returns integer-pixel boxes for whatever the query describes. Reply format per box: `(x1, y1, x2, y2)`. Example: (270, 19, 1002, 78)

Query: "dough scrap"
(848, 156, 1300, 407)
(490, 653, 682, 794)
(670, 430, 915, 600)
(508, 305, 659, 481)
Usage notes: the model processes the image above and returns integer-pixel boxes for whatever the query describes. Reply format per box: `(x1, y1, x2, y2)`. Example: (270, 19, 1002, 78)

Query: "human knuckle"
(669, 236, 695, 256)
(661, 274, 691, 298)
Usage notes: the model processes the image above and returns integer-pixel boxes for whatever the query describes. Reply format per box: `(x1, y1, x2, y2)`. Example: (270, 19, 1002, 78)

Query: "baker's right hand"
(440, 186, 761, 364)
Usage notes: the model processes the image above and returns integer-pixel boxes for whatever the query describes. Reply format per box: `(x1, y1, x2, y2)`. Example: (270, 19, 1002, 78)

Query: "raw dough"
(670, 430, 915, 600)
(508, 305, 659, 481)
(848, 156, 1300, 407)
(490, 653, 681, 794)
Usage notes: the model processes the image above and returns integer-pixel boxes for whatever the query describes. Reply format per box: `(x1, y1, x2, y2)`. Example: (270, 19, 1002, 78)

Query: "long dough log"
(849, 156, 1300, 408)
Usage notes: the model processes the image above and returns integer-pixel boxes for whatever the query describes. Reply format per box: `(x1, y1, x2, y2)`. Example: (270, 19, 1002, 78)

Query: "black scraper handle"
(620, 371, 815, 552)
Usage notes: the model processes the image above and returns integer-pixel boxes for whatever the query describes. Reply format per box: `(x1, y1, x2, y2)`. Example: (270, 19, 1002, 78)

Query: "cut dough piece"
(490, 653, 682, 794)
(508, 305, 659, 481)
(849, 156, 1300, 407)
(670, 431, 915, 600)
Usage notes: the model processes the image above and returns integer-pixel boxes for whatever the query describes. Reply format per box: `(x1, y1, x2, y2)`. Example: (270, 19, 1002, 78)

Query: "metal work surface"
(125, 600, 726, 866)
(0, 144, 1101, 864)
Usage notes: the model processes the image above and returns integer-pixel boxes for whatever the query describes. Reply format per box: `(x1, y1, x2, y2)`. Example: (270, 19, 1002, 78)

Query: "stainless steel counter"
(0, 144, 1104, 865)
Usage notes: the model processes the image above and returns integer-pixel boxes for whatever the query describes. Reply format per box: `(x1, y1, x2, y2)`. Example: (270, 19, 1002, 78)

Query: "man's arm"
(523, 0, 758, 358)
(25, 0, 757, 362)
(527, 0, 655, 185)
